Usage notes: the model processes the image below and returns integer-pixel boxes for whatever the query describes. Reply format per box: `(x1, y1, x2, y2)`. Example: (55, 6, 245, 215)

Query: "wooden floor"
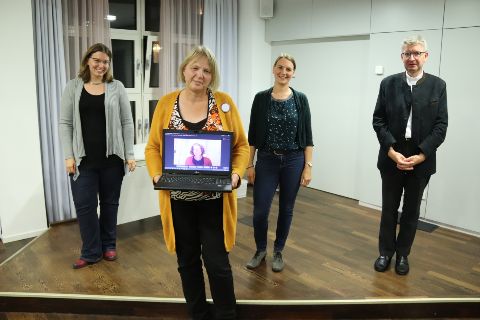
(1, 187, 479, 319)
(0, 238, 34, 265)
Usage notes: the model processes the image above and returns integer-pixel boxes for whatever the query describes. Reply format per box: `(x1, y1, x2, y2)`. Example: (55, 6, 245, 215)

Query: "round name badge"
(221, 103, 230, 112)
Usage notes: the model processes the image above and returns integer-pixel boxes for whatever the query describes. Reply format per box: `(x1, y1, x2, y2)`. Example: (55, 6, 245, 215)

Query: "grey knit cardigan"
(59, 78, 135, 179)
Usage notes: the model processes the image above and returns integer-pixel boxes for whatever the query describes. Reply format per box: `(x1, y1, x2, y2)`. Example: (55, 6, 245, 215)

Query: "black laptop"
(154, 129, 233, 192)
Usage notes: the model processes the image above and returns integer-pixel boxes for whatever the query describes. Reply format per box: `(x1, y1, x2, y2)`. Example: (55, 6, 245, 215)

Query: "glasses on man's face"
(90, 57, 110, 66)
(401, 51, 426, 59)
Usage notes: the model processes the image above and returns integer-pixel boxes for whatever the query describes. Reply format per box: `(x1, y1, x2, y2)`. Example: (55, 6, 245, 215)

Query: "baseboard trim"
(0, 293, 479, 319)
(0, 228, 47, 244)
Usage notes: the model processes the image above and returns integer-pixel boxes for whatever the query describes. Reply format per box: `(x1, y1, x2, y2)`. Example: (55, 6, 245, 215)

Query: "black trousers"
(171, 198, 236, 320)
(378, 139, 430, 257)
(70, 164, 124, 261)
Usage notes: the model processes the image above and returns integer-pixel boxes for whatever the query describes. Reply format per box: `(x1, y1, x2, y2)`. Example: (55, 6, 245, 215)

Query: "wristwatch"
(305, 161, 313, 168)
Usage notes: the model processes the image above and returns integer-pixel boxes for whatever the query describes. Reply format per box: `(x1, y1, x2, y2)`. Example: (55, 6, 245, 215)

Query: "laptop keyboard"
(161, 175, 230, 185)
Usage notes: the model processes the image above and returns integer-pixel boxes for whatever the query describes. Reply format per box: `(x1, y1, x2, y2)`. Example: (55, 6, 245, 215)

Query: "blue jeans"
(253, 150, 305, 252)
(70, 164, 124, 261)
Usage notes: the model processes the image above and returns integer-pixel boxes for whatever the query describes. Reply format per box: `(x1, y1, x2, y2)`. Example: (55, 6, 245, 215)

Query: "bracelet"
(246, 164, 254, 169)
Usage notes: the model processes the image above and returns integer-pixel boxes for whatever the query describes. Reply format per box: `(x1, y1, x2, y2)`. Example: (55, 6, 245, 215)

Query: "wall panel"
(444, 0, 480, 28)
(424, 27, 480, 233)
(371, 0, 445, 33)
(311, 0, 371, 37)
(266, 0, 312, 41)
(272, 37, 369, 199)
(356, 30, 442, 212)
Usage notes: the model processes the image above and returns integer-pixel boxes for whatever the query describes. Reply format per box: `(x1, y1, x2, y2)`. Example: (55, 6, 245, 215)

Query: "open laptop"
(154, 129, 233, 192)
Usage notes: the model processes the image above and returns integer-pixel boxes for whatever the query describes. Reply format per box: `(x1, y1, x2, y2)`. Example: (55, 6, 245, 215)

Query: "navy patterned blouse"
(265, 94, 299, 151)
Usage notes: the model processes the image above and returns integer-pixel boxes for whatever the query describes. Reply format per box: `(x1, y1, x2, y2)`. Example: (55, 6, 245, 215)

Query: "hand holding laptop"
(154, 130, 234, 192)
(231, 172, 240, 189)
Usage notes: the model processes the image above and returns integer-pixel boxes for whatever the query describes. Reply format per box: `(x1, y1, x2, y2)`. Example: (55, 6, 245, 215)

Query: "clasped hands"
(388, 147, 425, 171)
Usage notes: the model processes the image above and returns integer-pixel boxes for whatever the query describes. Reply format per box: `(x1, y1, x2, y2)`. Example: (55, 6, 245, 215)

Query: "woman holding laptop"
(145, 46, 249, 320)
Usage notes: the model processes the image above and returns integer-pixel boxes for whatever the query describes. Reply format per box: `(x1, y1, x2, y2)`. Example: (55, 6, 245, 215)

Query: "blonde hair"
(402, 35, 428, 52)
(273, 53, 296, 71)
(78, 43, 113, 83)
(178, 46, 220, 92)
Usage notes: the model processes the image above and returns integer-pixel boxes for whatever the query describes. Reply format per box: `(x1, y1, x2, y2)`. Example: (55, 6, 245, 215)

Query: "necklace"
(90, 81, 103, 85)
(272, 87, 291, 100)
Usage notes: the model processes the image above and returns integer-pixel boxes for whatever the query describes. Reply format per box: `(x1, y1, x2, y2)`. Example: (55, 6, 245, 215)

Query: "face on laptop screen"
(163, 130, 232, 173)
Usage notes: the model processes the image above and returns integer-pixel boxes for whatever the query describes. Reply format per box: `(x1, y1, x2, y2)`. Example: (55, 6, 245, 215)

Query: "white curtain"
(33, 0, 111, 224)
(61, 0, 111, 80)
(158, 0, 203, 95)
(203, 0, 238, 102)
(33, 0, 74, 224)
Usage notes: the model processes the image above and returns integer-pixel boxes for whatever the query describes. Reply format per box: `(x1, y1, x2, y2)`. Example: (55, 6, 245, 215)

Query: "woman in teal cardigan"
(246, 53, 314, 273)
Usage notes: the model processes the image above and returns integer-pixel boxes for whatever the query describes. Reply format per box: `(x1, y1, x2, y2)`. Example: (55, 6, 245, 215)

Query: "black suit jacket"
(373, 72, 448, 177)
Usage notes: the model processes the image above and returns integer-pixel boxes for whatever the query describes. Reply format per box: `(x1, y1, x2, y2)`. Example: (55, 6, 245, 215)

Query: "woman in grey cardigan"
(59, 43, 135, 269)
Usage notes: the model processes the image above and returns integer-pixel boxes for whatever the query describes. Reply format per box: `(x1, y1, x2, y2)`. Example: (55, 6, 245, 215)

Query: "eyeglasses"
(401, 51, 426, 59)
(90, 57, 110, 65)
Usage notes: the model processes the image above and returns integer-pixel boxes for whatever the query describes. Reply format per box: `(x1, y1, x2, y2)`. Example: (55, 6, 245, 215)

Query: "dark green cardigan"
(248, 87, 314, 149)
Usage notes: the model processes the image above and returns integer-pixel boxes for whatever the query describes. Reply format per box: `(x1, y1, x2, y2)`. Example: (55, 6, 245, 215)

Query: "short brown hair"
(178, 46, 220, 92)
(78, 43, 113, 83)
(190, 143, 205, 155)
(273, 53, 296, 71)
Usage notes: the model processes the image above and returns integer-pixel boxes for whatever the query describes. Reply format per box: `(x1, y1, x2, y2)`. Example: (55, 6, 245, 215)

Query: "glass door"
(111, 35, 142, 94)
(141, 94, 159, 144)
(143, 35, 162, 97)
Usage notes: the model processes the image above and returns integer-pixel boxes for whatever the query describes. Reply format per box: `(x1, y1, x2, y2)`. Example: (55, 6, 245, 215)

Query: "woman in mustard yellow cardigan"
(145, 46, 249, 320)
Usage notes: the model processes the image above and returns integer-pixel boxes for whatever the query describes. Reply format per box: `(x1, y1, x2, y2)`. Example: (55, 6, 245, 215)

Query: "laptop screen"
(163, 129, 232, 174)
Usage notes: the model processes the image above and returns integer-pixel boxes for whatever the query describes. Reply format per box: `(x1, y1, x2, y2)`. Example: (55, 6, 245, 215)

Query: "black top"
(178, 95, 209, 130)
(183, 117, 208, 131)
(79, 87, 123, 168)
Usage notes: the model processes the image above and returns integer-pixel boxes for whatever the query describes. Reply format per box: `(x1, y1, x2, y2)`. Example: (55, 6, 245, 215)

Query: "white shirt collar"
(406, 71, 423, 86)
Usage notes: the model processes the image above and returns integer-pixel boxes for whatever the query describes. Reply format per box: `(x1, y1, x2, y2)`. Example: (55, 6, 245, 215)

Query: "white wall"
(247, 0, 480, 235)
(0, 0, 48, 242)
(357, 30, 443, 213)
(266, 0, 371, 41)
(425, 26, 480, 233)
(238, 0, 272, 129)
(357, 1, 480, 235)
(0, 0, 271, 244)
(271, 37, 369, 198)
(1, 0, 479, 242)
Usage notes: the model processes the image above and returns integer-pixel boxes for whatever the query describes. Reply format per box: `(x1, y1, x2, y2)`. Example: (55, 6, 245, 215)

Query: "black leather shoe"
(374, 255, 391, 272)
(395, 256, 409, 275)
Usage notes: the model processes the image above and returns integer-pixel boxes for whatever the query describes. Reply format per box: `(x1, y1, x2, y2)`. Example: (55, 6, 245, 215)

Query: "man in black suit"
(372, 35, 448, 275)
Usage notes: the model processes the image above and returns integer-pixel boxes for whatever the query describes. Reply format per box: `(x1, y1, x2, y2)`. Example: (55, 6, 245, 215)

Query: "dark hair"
(190, 143, 205, 156)
(78, 43, 113, 83)
(273, 53, 296, 71)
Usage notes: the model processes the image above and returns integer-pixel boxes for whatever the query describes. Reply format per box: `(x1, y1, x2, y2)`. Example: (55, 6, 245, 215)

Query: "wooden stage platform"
(1, 187, 479, 319)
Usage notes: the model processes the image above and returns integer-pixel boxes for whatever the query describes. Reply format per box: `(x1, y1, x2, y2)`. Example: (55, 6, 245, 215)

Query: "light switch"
(375, 65, 384, 75)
